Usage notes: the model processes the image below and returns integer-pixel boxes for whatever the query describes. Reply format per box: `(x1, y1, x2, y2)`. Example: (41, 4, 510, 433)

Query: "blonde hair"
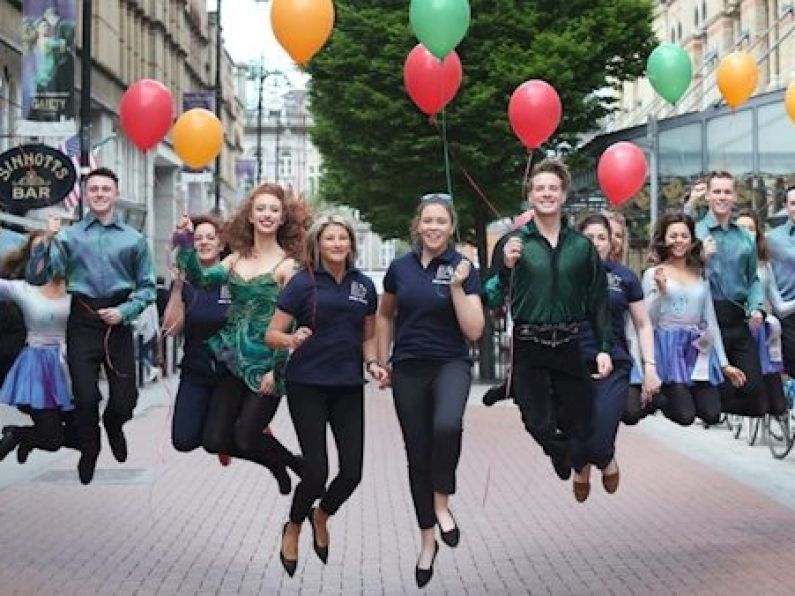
(305, 214, 358, 270)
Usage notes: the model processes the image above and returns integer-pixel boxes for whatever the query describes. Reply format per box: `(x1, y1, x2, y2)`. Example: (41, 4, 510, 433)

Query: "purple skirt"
(752, 323, 783, 375)
(0, 345, 73, 411)
(654, 327, 724, 386)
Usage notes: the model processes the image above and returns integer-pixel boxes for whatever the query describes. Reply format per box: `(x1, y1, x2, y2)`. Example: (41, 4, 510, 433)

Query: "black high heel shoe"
(438, 511, 460, 548)
(415, 541, 439, 588)
(280, 523, 297, 577)
(309, 507, 329, 564)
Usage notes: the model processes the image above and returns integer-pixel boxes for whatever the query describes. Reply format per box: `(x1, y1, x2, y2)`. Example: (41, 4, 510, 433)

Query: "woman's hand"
(259, 371, 275, 396)
(450, 259, 471, 288)
(367, 361, 390, 388)
(592, 352, 613, 379)
(653, 266, 667, 295)
(641, 364, 662, 401)
(722, 365, 746, 388)
(289, 326, 313, 350)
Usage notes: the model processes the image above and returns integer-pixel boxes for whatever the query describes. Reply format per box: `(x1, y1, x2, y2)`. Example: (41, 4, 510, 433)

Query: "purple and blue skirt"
(654, 326, 724, 386)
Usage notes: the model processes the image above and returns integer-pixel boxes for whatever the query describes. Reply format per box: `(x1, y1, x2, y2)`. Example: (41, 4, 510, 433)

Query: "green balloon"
(647, 43, 693, 105)
(409, 0, 471, 60)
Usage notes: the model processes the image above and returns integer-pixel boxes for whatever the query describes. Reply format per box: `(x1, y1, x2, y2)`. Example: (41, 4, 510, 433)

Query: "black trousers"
(286, 382, 364, 524)
(66, 294, 137, 455)
(781, 312, 795, 377)
(392, 359, 471, 530)
(512, 338, 594, 473)
(172, 367, 225, 453)
(202, 373, 293, 469)
(714, 302, 767, 417)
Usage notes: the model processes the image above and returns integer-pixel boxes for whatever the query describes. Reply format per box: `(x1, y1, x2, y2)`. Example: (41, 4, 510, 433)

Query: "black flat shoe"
(309, 507, 329, 564)
(415, 541, 439, 589)
(0, 426, 21, 462)
(105, 426, 127, 463)
(280, 523, 297, 577)
(482, 383, 509, 407)
(78, 450, 98, 485)
(269, 464, 292, 495)
(438, 511, 460, 548)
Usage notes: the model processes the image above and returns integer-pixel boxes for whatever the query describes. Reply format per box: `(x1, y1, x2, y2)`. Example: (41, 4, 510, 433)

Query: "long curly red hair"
(223, 183, 311, 260)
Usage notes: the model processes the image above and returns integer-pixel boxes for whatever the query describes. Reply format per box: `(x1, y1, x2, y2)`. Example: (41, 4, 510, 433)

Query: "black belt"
(514, 322, 580, 347)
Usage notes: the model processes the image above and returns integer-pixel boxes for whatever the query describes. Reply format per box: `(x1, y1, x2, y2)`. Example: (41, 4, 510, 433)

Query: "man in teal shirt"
(485, 159, 612, 481)
(694, 171, 766, 416)
(36, 167, 155, 484)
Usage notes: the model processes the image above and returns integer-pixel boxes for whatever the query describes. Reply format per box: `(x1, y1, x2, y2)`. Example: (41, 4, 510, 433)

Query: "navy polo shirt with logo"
(577, 260, 643, 364)
(384, 247, 481, 363)
(277, 267, 377, 387)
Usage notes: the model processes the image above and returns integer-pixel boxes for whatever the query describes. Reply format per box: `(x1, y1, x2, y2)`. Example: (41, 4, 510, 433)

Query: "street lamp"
(248, 62, 288, 184)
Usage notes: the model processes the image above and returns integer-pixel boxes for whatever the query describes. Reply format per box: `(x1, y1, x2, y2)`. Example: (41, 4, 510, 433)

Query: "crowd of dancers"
(0, 160, 794, 587)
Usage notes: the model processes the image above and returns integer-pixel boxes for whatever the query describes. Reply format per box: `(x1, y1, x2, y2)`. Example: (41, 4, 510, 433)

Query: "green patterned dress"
(177, 250, 288, 394)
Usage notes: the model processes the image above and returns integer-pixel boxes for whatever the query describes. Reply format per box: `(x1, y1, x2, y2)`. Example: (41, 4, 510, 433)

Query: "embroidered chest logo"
(432, 264, 455, 285)
(349, 280, 368, 304)
(219, 284, 232, 305)
(607, 272, 623, 295)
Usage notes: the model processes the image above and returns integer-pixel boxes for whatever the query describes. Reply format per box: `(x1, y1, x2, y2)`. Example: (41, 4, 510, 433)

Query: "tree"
(309, 0, 656, 238)
(308, 0, 656, 378)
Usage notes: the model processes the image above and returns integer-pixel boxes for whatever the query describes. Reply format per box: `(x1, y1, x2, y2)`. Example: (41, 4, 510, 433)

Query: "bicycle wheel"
(732, 415, 744, 439)
(768, 414, 794, 459)
(746, 417, 760, 446)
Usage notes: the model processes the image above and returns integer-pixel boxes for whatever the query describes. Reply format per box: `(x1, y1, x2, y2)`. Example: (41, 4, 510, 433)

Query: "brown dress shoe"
(602, 469, 620, 494)
(573, 480, 591, 502)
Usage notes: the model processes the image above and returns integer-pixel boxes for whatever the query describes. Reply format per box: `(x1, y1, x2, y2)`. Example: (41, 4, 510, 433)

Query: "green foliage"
(308, 0, 656, 240)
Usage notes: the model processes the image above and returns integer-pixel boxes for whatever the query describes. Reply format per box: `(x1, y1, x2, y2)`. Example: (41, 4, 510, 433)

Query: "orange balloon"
(271, 0, 335, 66)
(786, 83, 795, 124)
(716, 51, 758, 109)
(173, 108, 223, 169)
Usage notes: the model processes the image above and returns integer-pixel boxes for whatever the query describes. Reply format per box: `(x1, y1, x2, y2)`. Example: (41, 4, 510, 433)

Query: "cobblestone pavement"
(1, 380, 794, 595)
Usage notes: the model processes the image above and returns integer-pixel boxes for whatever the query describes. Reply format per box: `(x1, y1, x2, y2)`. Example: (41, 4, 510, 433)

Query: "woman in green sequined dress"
(174, 183, 308, 493)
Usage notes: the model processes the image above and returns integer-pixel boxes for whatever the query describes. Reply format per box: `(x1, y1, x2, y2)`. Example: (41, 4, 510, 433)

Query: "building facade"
(0, 0, 245, 278)
(575, 0, 795, 244)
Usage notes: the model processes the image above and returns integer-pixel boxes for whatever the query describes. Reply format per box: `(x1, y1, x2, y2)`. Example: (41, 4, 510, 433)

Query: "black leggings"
(202, 373, 293, 471)
(392, 359, 471, 530)
(660, 382, 721, 426)
(16, 408, 79, 453)
(286, 382, 364, 525)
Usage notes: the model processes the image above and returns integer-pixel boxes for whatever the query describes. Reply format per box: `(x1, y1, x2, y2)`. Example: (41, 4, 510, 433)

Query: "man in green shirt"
(485, 159, 612, 480)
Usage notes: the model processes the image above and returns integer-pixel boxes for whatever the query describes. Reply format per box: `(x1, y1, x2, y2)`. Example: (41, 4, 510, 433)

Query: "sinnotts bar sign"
(0, 144, 77, 213)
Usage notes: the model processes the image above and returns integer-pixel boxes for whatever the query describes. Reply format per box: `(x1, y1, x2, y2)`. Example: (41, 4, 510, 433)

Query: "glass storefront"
(573, 88, 795, 242)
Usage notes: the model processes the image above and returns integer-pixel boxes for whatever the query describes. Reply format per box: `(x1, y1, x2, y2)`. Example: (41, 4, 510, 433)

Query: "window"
(279, 153, 293, 178)
(380, 240, 396, 268)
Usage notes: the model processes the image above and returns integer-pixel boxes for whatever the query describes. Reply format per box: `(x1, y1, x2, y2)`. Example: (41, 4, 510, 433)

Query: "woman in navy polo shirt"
(376, 194, 484, 588)
(164, 214, 230, 454)
(570, 214, 661, 502)
(267, 214, 387, 577)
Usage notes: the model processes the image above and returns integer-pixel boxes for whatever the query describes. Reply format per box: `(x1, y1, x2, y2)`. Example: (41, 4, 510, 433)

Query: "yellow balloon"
(716, 51, 758, 109)
(173, 108, 223, 169)
(271, 0, 335, 66)
(786, 82, 795, 124)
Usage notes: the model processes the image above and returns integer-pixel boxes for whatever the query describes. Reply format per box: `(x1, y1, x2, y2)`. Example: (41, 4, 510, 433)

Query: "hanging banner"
(0, 144, 78, 214)
(17, 0, 77, 137)
(182, 90, 216, 113)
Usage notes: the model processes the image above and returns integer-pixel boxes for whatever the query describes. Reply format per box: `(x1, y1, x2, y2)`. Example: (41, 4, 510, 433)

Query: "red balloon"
(404, 44, 462, 116)
(597, 142, 649, 207)
(508, 80, 562, 149)
(119, 79, 174, 152)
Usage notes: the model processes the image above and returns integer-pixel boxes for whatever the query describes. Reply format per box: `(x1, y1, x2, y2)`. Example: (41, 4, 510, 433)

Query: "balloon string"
(429, 119, 502, 219)
(441, 107, 454, 199)
(521, 150, 535, 199)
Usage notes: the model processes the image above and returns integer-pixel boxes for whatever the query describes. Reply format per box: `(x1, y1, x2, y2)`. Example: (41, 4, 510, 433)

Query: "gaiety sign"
(0, 144, 77, 212)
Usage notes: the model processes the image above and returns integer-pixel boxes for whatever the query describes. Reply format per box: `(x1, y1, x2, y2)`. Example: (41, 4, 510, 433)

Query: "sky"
(208, 0, 307, 88)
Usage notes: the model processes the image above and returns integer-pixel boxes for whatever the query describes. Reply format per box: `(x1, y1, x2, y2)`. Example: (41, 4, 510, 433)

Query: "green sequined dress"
(177, 249, 288, 394)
